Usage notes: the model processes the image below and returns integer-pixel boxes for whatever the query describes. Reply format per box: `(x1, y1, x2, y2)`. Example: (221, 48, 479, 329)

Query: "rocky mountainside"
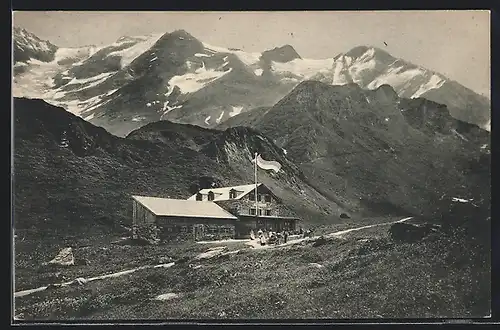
(13, 28, 490, 136)
(13, 97, 345, 233)
(303, 46, 491, 129)
(218, 81, 490, 218)
(13, 27, 99, 72)
(13, 27, 58, 65)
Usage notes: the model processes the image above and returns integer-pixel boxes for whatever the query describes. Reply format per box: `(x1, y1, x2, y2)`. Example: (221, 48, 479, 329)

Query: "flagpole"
(254, 152, 258, 218)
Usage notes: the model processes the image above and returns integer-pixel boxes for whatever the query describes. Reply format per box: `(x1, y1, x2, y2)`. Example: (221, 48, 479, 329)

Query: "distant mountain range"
(13, 28, 491, 136)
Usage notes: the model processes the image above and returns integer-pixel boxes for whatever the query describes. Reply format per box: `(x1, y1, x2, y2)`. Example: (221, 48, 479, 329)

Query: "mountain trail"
(245, 216, 413, 250)
(14, 262, 175, 298)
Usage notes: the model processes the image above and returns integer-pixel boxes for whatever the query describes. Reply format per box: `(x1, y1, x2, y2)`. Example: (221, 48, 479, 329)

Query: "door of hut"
(193, 224, 205, 241)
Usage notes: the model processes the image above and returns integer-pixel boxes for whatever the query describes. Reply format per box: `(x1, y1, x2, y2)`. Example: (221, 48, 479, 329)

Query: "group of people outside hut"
(250, 227, 313, 246)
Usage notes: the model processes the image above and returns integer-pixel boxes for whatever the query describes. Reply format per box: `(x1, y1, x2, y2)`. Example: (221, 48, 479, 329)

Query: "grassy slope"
(14, 217, 490, 320)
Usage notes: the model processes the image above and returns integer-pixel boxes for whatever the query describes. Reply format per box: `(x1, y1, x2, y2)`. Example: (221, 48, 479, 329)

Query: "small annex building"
(132, 196, 238, 241)
(132, 183, 301, 242)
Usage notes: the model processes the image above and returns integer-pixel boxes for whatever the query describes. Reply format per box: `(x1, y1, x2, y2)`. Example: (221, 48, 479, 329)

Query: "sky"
(13, 10, 490, 96)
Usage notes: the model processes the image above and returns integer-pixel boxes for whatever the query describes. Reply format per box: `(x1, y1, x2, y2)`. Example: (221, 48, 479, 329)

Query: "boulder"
(340, 213, 351, 219)
(71, 277, 88, 286)
(47, 247, 74, 266)
(312, 236, 328, 247)
(157, 256, 173, 264)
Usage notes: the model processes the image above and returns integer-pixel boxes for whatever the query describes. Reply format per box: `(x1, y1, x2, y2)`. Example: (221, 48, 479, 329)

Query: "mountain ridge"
(218, 80, 490, 218)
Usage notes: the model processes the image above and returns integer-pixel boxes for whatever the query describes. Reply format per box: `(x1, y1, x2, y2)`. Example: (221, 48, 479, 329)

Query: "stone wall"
(156, 216, 236, 241)
(132, 222, 160, 244)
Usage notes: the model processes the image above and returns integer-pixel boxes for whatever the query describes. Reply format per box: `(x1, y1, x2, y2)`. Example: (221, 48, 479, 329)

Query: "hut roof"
(132, 195, 238, 219)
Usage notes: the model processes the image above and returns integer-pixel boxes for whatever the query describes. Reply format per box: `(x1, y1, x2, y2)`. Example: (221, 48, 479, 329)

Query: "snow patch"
(332, 57, 349, 85)
(84, 113, 95, 121)
(161, 101, 182, 118)
(216, 111, 225, 124)
(204, 116, 211, 125)
(235, 52, 261, 66)
(165, 85, 175, 98)
(146, 103, 152, 107)
(366, 68, 425, 91)
(411, 74, 446, 98)
(65, 72, 115, 87)
(196, 246, 226, 259)
(254, 68, 263, 76)
(451, 129, 469, 142)
(168, 65, 232, 94)
(202, 42, 261, 66)
(52, 46, 99, 64)
(108, 33, 163, 68)
(229, 106, 243, 117)
(194, 53, 211, 58)
(452, 197, 473, 203)
(150, 56, 158, 62)
(106, 88, 118, 96)
(282, 148, 288, 155)
(132, 116, 146, 122)
(203, 42, 232, 53)
(271, 58, 335, 79)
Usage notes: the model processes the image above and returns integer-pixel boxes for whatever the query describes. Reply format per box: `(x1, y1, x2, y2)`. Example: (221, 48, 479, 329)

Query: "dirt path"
(14, 262, 175, 298)
(245, 217, 413, 250)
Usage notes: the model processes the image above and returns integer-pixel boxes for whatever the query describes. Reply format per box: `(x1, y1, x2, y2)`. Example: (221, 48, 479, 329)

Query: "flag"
(252, 154, 282, 173)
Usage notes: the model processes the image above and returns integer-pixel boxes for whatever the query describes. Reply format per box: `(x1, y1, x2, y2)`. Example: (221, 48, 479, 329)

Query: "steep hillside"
(126, 121, 346, 219)
(219, 81, 490, 218)
(13, 98, 345, 235)
(13, 27, 58, 65)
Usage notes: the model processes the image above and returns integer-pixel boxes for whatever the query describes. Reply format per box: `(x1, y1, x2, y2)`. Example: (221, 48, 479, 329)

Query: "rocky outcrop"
(389, 223, 441, 243)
